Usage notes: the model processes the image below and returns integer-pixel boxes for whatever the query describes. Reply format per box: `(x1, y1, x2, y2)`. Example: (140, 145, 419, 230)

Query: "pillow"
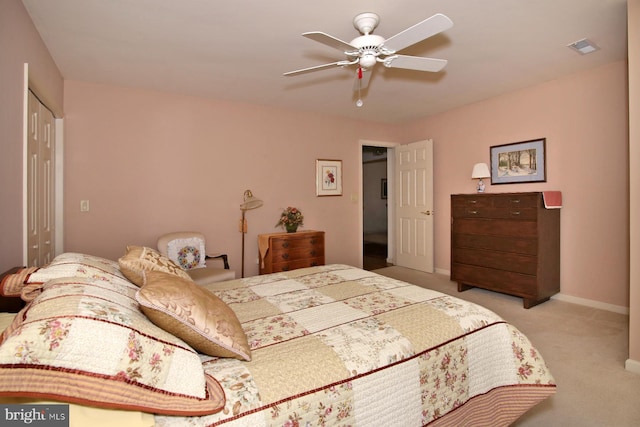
(136, 271, 251, 361)
(118, 246, 191, 287)
(27, 252, 128, 284)
(167, 237, 206, 270)
(0, 275, 225, 415)
(0, 267, 39, 298)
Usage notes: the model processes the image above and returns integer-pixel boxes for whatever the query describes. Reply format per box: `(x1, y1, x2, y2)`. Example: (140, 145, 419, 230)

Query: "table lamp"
(471, 163, 490, 193)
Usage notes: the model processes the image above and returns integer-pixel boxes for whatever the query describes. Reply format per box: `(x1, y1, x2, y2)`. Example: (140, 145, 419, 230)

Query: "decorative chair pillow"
(167, 237, 207, 270)
(118, 246, 191, 287)
(136, 271, 251, 361)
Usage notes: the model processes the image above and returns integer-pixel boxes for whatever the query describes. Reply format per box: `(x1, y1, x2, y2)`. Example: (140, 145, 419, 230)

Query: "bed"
(0, 250, 555, 426)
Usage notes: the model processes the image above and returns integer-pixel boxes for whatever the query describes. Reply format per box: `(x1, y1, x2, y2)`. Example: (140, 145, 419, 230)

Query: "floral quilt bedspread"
(155, 264, 555, 427)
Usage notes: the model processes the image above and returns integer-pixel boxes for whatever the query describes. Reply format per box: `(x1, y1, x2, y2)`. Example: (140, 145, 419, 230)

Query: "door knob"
(421, 210, 433, 215)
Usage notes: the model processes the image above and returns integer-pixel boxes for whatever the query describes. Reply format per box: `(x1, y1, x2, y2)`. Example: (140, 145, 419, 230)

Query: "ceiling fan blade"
(302, 32, 358, 53)
(283, 60, 354, 76)
(384, 55, 448, 72)
(353, 67, 373, 91)
(383, 13, 453, 53)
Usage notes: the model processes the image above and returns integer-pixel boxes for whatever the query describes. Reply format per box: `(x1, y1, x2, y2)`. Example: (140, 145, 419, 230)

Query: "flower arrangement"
(276, 207, 304, 232)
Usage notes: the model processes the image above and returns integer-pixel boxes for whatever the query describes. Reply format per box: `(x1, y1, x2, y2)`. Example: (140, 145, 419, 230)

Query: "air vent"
(567, 38, 600, 55)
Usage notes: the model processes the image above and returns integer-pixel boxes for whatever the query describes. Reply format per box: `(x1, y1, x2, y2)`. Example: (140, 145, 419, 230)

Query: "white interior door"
(395, 139, 434, 272)
(26, 90, 55, 267)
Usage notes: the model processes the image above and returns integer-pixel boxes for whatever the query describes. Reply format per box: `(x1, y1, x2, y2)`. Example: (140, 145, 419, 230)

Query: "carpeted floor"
(373, 266, 640, 427)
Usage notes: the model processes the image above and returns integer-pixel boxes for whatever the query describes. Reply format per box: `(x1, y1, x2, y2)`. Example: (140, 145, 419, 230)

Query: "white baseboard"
(551, 293, 629, 315)
(625, 359, 640, 375)
(398, 267, 630, 315)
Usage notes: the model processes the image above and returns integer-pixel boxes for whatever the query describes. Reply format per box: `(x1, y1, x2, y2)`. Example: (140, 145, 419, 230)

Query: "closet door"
(27, 91, 55, 267)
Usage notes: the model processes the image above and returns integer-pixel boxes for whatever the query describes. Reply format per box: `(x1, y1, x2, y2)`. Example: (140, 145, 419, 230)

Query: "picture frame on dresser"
(316, 159, 342, 196)
(490, 138, 546, 184)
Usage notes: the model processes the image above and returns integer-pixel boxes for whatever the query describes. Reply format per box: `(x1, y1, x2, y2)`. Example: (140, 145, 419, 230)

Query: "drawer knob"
(310, 250, 316, 256)
(282, 242, 290, 248)
(310, 239, 316, 244)
(282, 253, 289, 260)
(511, 211, 521, 216)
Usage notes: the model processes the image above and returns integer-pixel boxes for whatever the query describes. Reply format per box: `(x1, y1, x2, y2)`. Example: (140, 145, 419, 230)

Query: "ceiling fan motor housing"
(349, 34, 386, 68)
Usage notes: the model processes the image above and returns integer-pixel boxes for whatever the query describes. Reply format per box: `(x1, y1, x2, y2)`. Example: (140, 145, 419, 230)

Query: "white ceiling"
(22, 0, 628, 124)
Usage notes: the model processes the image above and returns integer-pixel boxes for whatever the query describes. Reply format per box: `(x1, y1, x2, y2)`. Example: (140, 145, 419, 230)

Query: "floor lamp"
(240, 189, 263, 278)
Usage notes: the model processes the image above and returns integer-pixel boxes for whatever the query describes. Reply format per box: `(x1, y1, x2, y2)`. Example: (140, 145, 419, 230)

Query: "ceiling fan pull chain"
(356, 67, 364, 107)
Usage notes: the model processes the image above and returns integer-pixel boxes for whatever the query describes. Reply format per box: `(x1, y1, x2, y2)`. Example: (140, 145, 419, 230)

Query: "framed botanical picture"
(490, 138, 546, 184)
(316, 159, 342, 196)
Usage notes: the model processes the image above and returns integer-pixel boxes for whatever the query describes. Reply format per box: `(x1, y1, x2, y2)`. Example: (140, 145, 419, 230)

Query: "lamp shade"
(240, 190, 263, 211)
(471, 163, 490, 179)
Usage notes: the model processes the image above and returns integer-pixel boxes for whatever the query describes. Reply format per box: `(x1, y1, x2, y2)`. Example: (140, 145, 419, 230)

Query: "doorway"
(362, 145, 391, 270)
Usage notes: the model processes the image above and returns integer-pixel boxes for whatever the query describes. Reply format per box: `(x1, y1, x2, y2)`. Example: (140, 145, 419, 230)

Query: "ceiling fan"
(284, 12, 454, 107)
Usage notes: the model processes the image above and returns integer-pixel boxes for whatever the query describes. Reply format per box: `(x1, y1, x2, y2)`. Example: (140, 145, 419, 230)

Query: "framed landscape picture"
(490, 138, 546, 184)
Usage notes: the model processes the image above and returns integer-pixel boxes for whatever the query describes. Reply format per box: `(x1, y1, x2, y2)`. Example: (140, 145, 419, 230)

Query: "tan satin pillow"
(136, 270, 251, 361)
(118, 246, 191, 287)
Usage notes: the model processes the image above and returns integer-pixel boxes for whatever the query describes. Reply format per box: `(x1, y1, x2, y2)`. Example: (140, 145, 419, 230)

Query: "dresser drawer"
(452, 248, 537, 275)
(271, 257, 325, 272)
(452, 233, 538, 255)
(492, 193, 539, 208)
(453, 218, 538, 238)
(451, 263, 538, 295)
(270, 245, 323, 262)
(452, 194, 539, 220)
(270, 235, 323, 252)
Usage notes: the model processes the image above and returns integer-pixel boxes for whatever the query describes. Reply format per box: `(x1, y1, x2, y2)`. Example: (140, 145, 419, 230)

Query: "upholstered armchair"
(156, 232, 235, 285)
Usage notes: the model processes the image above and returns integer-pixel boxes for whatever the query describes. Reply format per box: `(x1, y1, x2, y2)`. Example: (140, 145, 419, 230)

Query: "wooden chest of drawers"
(451, 192, 560, 308)
(258, 231, 325, 275)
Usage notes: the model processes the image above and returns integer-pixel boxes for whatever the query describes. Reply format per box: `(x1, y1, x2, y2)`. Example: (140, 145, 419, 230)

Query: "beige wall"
(627, 0, 640, 370)
(0, 0, 63, 273)
(62, 81, 398, 277)
(64, 60, 628, 307)
(400, 61, 629, 310)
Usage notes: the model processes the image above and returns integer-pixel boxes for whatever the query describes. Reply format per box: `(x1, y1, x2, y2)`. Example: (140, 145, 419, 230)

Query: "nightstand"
(258, 231, 325, 274)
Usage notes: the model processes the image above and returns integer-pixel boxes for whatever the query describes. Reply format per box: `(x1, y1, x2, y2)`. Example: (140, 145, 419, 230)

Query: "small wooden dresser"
(258, 231, 325, 275)
(451, 192, 560, 308)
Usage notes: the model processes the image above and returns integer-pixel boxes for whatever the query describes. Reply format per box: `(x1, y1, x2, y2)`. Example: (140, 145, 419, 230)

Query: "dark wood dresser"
(258, 231, 325, 274)
(451, 192, 560, 308)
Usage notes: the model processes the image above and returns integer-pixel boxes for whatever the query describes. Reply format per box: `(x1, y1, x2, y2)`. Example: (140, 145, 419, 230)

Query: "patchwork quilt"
(156, 264, 556, 426)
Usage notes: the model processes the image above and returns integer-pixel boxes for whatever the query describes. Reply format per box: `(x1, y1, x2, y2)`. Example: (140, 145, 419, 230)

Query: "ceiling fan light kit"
(284, 12, 454, 107)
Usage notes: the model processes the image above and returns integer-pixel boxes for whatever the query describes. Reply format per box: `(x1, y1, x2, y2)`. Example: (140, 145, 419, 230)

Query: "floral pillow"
(28, 252, 128, 284)
(136, 271, 251, 361)
(118, 246, 191, 287)
(0, 274, 225, 415)
(167, 237, 206, 270)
